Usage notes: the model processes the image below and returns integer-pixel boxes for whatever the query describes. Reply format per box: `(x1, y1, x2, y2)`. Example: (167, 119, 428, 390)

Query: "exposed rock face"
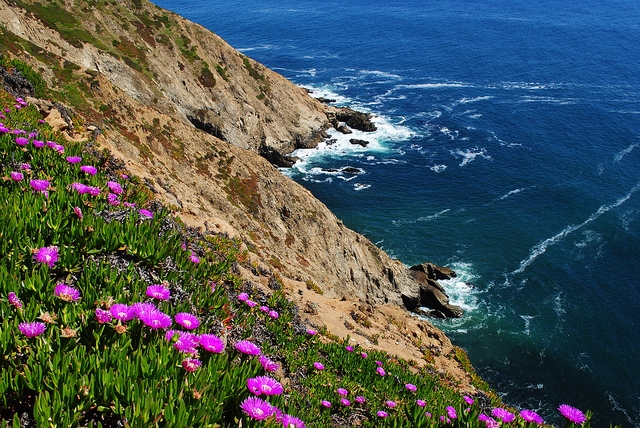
(349, 138, 369, 147)
(407, 263, 464, 318)
(327, 106, 378, 132)
(0, 65, 33, 98)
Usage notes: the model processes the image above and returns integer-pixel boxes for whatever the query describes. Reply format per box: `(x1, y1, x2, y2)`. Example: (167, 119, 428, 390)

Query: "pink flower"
(110, 303, 135, 322)
(361, 352, 368, 358)
(558, 404, 587, 424)
(376, 367, 386, 376)
(80, 165, 97, 175)
(246, 300, 257, 307)
(73, 206, 83, 219)
(520, 409, 544, 424)
(336, 388, 348, 397)
(237, 292, 249, 302)
(182, 358, 201, 372)
(167, 331, 199, 353)
(87, 186, 100, 196)
(268, 310, 279, 319)
(95, 308, 112, 324)
(247, 375, 284, 396)
(259, 305, 270, 313)
(175, 312, 200, 330)
(199, 334, 225, 353)
(345, 345, 354, 352)
(71, 182, 89, 194)
(355, 396, 366, 404)
(491, 408, 515, 423)
(377, 411, 388, 418)
(189, 252, 200, 263)
(107, 181, 123, 194)
(313, 362, 325, 371)
(15, 136, 29, 146)
(66, 156, 82, 164)
(235, 340, 261, 356)
(281, 415, 306, 428)
(107, 193, 120, 205)
(240, 396, 275, 421)
(30, 179, 49, 194)
(10, 171, 23, 181)
(385, 400, 397, 408)
(139, 209, 153, 219)
(416, 399, 426, 407)
(320, 400, 331, 408)
(137, 307, 172, 329)
(446, 406, 458, 420)
(20, 163, 30, 170)
(54, 283, 81, 302)
(33, 246, 59, 268)
(8, 292, 22, 308)
(19, 321, 46, 338)
(32, 139, 44, 148)
(306, 328, 317, 335)
(259, 355, 280, 372)
(340, 398, 351, 406)
(405, 383, 417, 392)
(463, 396, 474, 405)
(146, 284, 170, 300)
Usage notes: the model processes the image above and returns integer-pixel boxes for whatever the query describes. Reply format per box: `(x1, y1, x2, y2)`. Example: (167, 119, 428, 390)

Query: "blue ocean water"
(154, 0, 640, 425)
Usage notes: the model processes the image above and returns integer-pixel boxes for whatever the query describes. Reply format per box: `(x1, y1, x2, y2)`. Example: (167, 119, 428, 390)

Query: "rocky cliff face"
(0, 0, 464, 321)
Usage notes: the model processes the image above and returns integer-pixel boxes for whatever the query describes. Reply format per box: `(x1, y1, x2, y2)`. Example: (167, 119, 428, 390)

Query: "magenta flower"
(235, 340, 261, 356)
(133, 302, 157, 317)
(377, 411, 388, 418)
(259, 305, 270, 313)
(558, 404, 587, 424)
(33, 139, 44, 148)
(416, 399, 426, 407)
(175, 312, 200, 330)
(168, 331, 199, 353)
(385, 400, 397, 408)
(340, 398, 351, 406)
(15, 136, 29, 146)
(240, 396, 275, 421)
(361, 352, 368, 358)
(313, 362, 325, 371)
(66, 156, 82, 164)
(110, 303, 135, 322)
(376, 367, 386, 376)
(336, 388, 348, 397)
(107, 181, 123, 194)
(268, 310, 279, 319)
(463, 395, 474, 405)
(492, 408, 515, 423)
(446, 406, 457, 419)
(71, 182, 89, 194)
(520, 409, 544, 424)
(237, 292, 249, 302)
(87, 186, 100, 196)
(405, 383, 417, 392)
(189, 252, 200, 263)
(246, 299, 257, 307)
(281, 414, 306, 428)
(80, 165, 97, 175)
(73, 206, 83, 219)
(199, 334, 225, 353)
(30, 179, 49, 193)
(306, 328, 317, 335)
(10, 171, 23, 181)
(20, 163, 31, 170)
(375, 360, 383, 366)
(139, 209, 153, 219)
(107, 193, 120, 205)
(54, 283, 81, 302)
(137, 306, 172, 329)
(95, 308, 112, 324)
(123, 201, 136, 207)
(8, 292, 22, 308)
(320, 400, 331, 408)
(247, 375, 283, 396)
(182, 358, 201, 372)
(19, 321, 46, 338)
(33, 246, 59, 268)
(146, 284, 170, 300)
(259, 355, 280, 372)
(479, 414, 498, 428)
(345, 345, 354, 352)
(355, 396, 366, 404)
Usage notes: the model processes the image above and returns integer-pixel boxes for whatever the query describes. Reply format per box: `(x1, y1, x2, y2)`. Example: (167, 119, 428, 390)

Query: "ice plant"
(107, 180, 123, 194)
(345, 345, 354, 352)
(33, 246, 59, 268)
(247, 375, 284, 396)
(169, 331, 199, 353)
(385, 400, 397, 408)
(107, 193, 120, 205)
(520, 409, 544, 424)
(199, 334, 225, 353)
(361, 352, 367, 358)
(95, 308, 112, 324)
(182, 358, 201, 372)
(20, 163, 30, 170)
(146, 284, 170, 300)
(237, 292, 249, 302)
(175, 312, 200, 330)
(138, 308, 172, 329)
(376, 367, 386, 376)
(446, 406, 458, 419)
(281, 414, 306, 428)
(463, 395, 474, 405)
(355, 396, 366, 404)
(73, 206, 83, 219)
(8, 292, 22, 308)
(259, 305, 270, 313)
(10, 171, 23, 181)
(340, 399, 350, 406)
(377, 411, 388, 418)
(245, 299, 257, 307)
(313, 362, 325, 370)
(336, 388, 348, 397)
(110, 303, 135, 322)
(30, 179, 49, 195)
(405, 383, 417, 392)
(492, 408, 515, 423)
(66, 156, 82, 164)
(15, 136, 29, 146)
(259, 355, 280, 372)
(54, 283, 81, 302)
(320, 400, 331, 408)
(235, 340, 261, 356)
(80, 165, 97, 175)
(19, 321, 46, 338)
(416, 399, 426, 407)
(139, 209, 153, 219)
(189, 252, 200, 263)
(306, 328, 317, 335)
(240, 396, 275, 421)
(558, 404, 587, 424)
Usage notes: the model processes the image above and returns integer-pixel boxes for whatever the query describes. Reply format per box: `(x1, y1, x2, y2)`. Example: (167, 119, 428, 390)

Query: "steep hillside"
(0, 0, 468, 381)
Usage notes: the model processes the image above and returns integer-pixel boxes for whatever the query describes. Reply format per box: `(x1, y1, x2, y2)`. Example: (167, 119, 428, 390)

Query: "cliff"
(0, 0, 471, 387)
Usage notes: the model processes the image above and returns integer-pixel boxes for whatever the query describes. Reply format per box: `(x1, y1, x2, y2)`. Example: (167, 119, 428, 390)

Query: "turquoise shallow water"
(154, 1, 640, 424)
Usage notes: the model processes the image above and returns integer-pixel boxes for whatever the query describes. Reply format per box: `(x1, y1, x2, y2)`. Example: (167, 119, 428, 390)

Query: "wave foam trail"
(614, 143, 638, 163)
(417, 209, 450, 222)
(512, 181, 640, 275)
(451, 147, 492, 166)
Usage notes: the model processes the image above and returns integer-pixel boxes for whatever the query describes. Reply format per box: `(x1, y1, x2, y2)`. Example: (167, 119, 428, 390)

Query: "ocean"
(152, 0, 640, 425)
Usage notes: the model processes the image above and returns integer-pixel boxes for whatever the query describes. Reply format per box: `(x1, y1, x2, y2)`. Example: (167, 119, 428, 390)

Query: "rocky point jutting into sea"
(0, 0, 473, 388)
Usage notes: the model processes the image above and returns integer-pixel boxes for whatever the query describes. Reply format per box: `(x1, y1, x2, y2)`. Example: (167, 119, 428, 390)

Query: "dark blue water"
(153, 1, 640, 425)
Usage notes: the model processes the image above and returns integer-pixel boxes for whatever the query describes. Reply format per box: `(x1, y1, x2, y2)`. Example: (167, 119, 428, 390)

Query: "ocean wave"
(416, 208, 450, 222)
(430, 164, 447, 173)
(450, 147, 492, 166)
(511, 181, 640, 275)
(354, 183, 371, 191)
(613, 143, 638, 163)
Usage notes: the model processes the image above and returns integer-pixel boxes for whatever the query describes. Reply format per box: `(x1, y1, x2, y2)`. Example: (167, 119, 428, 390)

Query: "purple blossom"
(355, 396, 366, 404)
(313, 362, 325, 371)
(8, 292, 22, 308)
(259, 305, 270, 313)
(66, 156, 82, 164)
(189, 252, 200, 263)
(52, 144, 64, 154)
(558, 404, 587, 424)
(235, 340, 261, 356)
(237, 292, 249, 302)
(240, 396, 275, 421)
(33, 139, 45, 148)
(377, 411, 388, 418)
(175, 312, 200, 330)
(167, 331, 199, 353)
(80, 165, 97, 175)
(182, 358, 201, 372)
(247, 375, 284, 396)
(491, 408, 515, 423)
(246, 300, 257, 308)
(479, 414, 499, 428)
(361, 352, 368, 358)
(107, 181, 123, 194)
(73, 206, 83, 219)
(107, 193, 120, 206)
(405, 383, 417, 392)
(416, 399, 426, 407)
(136, 305, 172, 329)
(19, 321, 46, 338)
(30, 179, 49, 193)
(146, 284, 170, 300)
(199, 333, 225, 353)
(20, 163, 30, 170)
(268, 310, 279, 319)
(463, 396, 474, 405)
(95, 308, 112, 324)
(520, 409, 544, 424)
(320, 400, 331, 408)
(33, 246, 59, 268)
(15, 136, 29, 146)
(446, 406, 458, 419)
(385, 400, 397, 408)
(336, 388, 348, 397)
(139, 209, 153, 219)
(87, 186, 100, 196)
(110, 303, 135, 322)
(54, 283, 81, 302)
(259, 355, 280, 372)
(10, 171, 23, 181)
(340, 398, 351, 406)
(133, 302, 157, 318)
(71, 182, 89, 194)
(376, 367, 386, 376)
(345, 345, 354, 352)
(306, 328, 317, 335)
(281, 414, 306, 428)
(123, 201, 136, 207)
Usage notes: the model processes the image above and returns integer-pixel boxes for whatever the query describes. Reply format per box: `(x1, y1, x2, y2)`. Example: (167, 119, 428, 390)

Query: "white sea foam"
(511, 181, 640, 275)
(438, 261, 481, 314)
(430, 164, 447, 173)
(457, 95, 494, 104)
(520, 315, 538, 336)
(613, 143, 638, 163)
(450, 147, 492, 166)
(416, 208, 450, 222)
(354, 183, 371, 191)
